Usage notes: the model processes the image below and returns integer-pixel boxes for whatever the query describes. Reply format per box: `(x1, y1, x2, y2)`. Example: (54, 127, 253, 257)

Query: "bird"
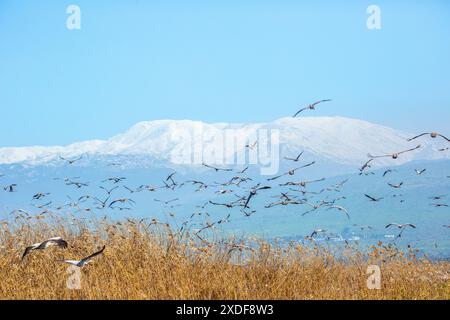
(430, 203, 449, 208)
(66, 180, 89, 188)
(415, 168, 426, 175)
(208, 200, 239, 208)
(59, 245, 105, 268)
(326, 205, 350, 220)
(215, 189, 234, 195)
(284, 151, 304, 162)
(102, 177, 126, 184)
(22, 237, 68, 260)
(94, 196, 110, 209)
(245, 141, 258, 150)
(265, 200, 301, 208)
(123, 185, 146, 194)
(109, 198, 136, 208)
(407, 132, 450, 142)
(137, 185, 158, 192)
(387, 182, 403, 189)
(271, 192, 297, 201)
(166, 172, 177, 182)
(301, 201, 327, 216)
(222, 176, 253, 187)
(237, 166, 249, 174)
(352, 224, 373, 231)
(202, 163, 233, 172)
(59, 155, 83, 165)
(3, 184, 17, 192)
(267, 162, 316, 181)
(364, 194, 383, 202)
(242, 209, 257, 217)
(382, 169, 395, 177)
(359, 159, 374, 174)
(429, 195, 445, 200)
(309, 229, 327, 238)
(385, 223, 416, 239)
(243, 184, 271, 209)
(154, 198, 179, 206)
(293, 99, 332, 117)
(368, 145, 421, 159)
(32, 193, 50, 200)
(9, 209, 32, 216)
(385, 223, 416, 229)
(100, 186, 119, 195)
(32, 201, 52, 209)
(186, 180, 209, 192)
(279, 177, 325, 187)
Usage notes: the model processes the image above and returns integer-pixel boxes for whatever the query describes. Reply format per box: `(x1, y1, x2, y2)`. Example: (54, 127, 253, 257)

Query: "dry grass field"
(0, 215, 449, 300)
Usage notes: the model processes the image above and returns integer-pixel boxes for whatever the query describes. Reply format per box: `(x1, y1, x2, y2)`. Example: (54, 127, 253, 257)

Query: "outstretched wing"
(292, 107, 308, 118)
(21, 246, 35, 260)
(398, 145, 421, 155)
(243, 192, 254, 209)
(311, 99, 332, 107)
(299, 161, 316, 169)
(437, 133, 450, 142)
(59, 260, 80, 266)
(407, 133, 429, 141)
(364, 194, 377, 201)
(40, 237, 68, 249)
(367, 153, 390, 159)
(267, 173, 286, 181)
(81, 245, 106, 264)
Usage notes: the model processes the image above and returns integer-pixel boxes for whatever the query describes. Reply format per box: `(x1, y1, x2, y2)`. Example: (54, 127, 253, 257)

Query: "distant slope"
(0, 117, 449, 171)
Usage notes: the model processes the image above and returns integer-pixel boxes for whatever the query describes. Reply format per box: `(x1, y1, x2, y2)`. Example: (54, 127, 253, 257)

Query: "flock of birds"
(1, 99, 450, 267)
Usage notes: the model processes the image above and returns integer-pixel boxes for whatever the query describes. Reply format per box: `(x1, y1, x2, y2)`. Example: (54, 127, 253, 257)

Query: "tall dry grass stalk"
(0, 215, 448, 300)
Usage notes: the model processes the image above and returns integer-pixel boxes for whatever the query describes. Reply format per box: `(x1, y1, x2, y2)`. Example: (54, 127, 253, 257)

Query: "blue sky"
(1, 0, 449, 147)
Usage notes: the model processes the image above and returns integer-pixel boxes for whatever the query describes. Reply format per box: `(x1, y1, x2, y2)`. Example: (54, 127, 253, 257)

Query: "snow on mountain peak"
(0, 117, 448, 168)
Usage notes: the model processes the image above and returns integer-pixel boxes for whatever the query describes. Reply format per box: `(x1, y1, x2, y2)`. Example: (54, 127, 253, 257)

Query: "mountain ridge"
(1, 116, 449, 168)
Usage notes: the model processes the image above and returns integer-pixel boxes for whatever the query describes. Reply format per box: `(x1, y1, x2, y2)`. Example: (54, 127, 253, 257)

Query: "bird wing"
(437, 134, 450, 142)
(60, 260, 80, 266)
(310, 178, 325, 184)
(364, 194, 377, 201)
(387, 183, 396, 188)
(243, 193, 254, 209)
(109, 200, 119, 207)
(385, 223, 400, 228)
(407, 133, 429, 141)
(21, 246, 35, 260)
(299, 161, 316, 169)
(81, 245, 106, 264)
(330, 206, 350, 219)
(360, 159, 374, 171)
(311, 99, 332, 107)
(202, 163, 216, 170)
(367, 153, 390, 159)
(51, 238, 68, 249)
(239, 166, 249, 173)
(267, 173, 285, 181)
(292, 107, 308, 117)
(398, 145, 421, 155)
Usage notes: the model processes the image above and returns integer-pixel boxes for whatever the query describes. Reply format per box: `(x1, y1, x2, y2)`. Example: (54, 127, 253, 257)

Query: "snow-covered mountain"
(0, 117, 448, 169)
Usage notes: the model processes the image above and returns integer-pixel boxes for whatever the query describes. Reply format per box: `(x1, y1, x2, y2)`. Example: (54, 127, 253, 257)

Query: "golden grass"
(0, 216, 448, 300)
